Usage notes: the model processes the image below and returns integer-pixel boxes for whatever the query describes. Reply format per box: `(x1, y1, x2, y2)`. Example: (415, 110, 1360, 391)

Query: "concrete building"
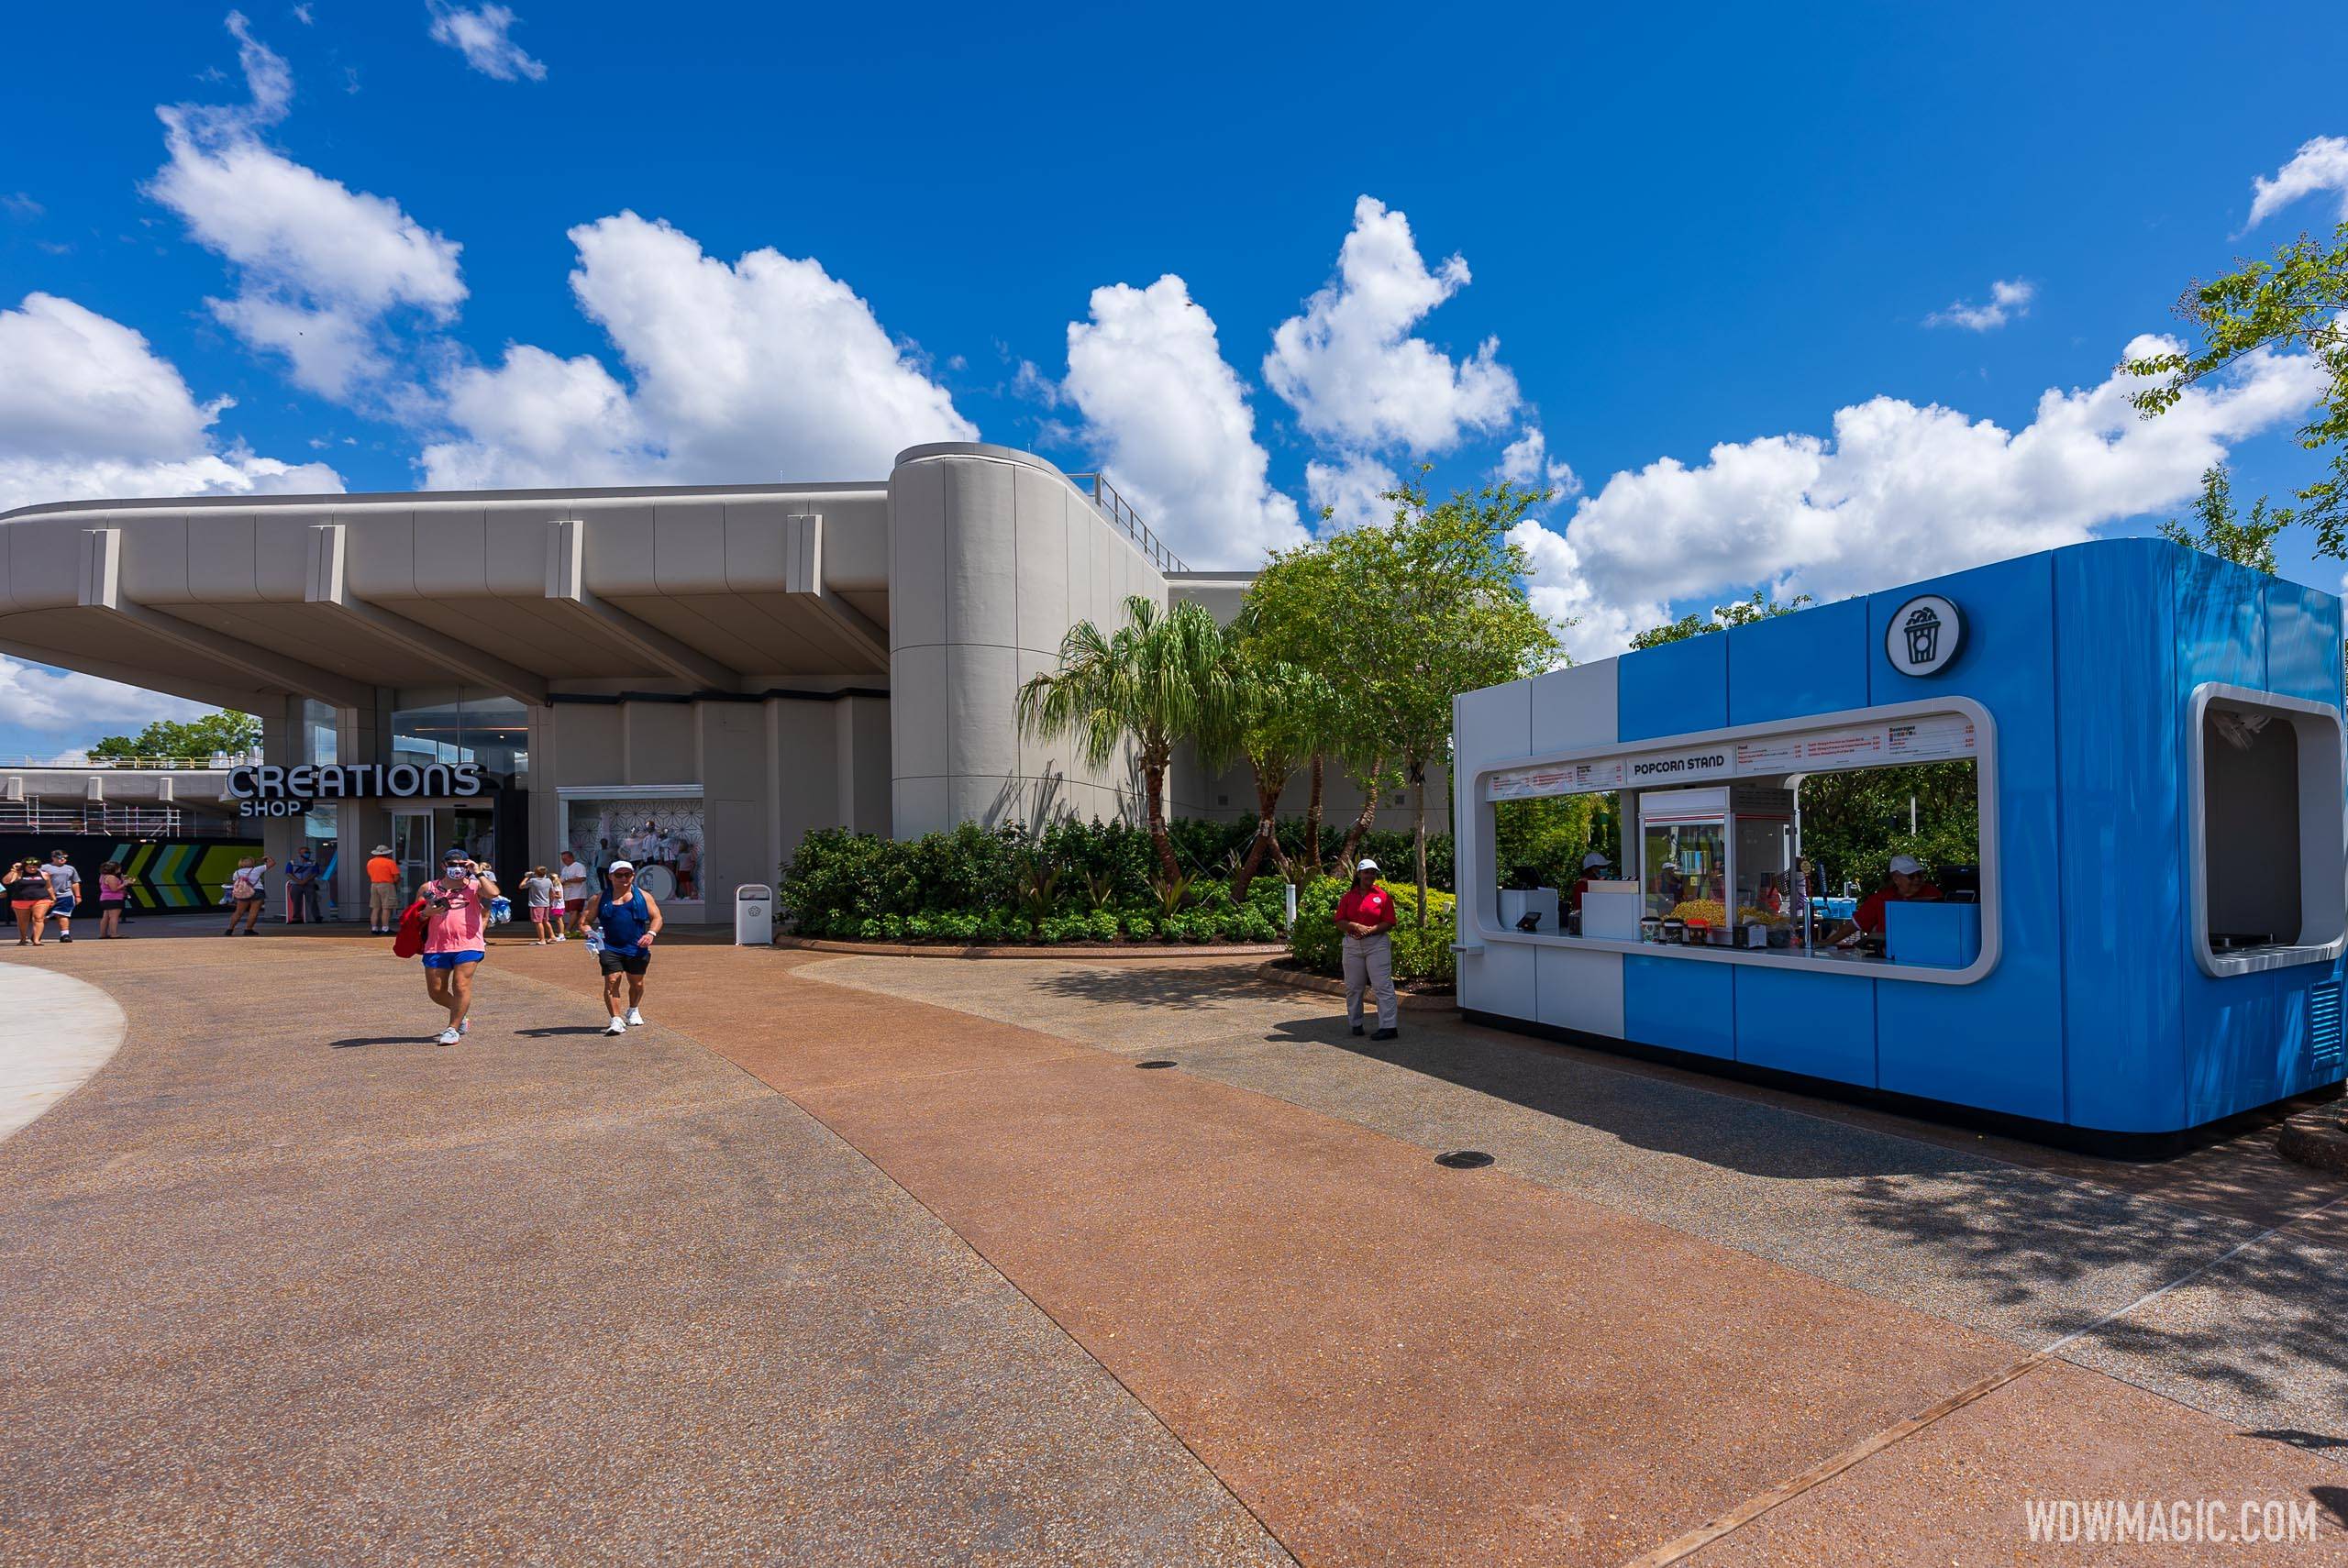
(0, 442, 1417, 920)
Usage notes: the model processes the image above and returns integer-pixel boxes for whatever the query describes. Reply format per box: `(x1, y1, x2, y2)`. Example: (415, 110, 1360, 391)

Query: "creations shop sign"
(227, 762, 487, 818)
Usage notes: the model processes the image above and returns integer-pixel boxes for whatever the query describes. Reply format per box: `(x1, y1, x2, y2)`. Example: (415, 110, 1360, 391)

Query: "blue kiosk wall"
(1453, 537, 2347, 1152)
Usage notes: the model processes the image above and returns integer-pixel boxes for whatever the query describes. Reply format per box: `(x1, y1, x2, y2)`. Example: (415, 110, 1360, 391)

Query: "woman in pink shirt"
(419, 848, 501, 1046)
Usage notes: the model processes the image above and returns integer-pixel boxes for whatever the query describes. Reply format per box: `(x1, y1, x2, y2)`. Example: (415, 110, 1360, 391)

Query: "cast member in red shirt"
(1335, 858, 1401, 1040)
(1830, 854, 1943, 948)
(1567, 850, 1611, 914)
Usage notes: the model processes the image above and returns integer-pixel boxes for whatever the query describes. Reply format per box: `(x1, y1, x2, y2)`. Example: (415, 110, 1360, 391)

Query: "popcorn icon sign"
(1901, 604, 1943, 666)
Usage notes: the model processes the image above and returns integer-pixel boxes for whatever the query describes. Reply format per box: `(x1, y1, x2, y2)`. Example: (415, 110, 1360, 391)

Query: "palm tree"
(1016, 595, 1235, 885)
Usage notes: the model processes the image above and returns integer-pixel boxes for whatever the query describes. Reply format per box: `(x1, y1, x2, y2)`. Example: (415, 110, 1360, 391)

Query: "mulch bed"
(773, 935, 1290, 961)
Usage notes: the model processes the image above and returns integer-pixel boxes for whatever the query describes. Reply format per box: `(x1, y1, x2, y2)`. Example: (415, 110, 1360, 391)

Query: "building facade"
(0, 441, 1417, 919)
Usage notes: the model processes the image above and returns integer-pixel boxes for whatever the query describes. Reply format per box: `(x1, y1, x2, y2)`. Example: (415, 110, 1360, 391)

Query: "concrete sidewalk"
(0, 941, 1288, 1567)
(0, 963, 125, 1143)
(5, 931, 2344, 1565)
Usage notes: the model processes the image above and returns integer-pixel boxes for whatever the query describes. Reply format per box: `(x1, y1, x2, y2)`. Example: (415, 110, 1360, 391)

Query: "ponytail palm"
(1016, 594, 1235, 884)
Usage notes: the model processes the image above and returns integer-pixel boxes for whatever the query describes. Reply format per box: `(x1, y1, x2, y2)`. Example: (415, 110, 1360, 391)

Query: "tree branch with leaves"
(2125, 220, 2348, 556)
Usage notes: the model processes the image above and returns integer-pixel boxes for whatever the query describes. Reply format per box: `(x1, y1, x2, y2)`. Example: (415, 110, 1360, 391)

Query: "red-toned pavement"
(5, 925, 2344, 1565)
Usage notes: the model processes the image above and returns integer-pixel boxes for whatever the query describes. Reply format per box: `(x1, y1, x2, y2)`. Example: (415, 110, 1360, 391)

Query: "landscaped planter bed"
(775, 935, 1290, 960)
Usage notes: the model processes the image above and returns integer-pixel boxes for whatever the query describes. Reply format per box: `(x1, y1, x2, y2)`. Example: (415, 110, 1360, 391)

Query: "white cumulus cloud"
(426, 3, 548, 83)
(420, 211, 974, 487)
(148, 11, 466, 401)
(1496, 425, 1582, 502)
(0, 291, 342, 518)
(1925, 278, 2035, 331)
(1305, 455, 1400, 533)
(2247, 135, 2348, 228)
(1058, 275, 1304, 569)
(0, 657, 218, 736)
(1264, 195, 1520, 455)
(1521, 336, 2327, 664)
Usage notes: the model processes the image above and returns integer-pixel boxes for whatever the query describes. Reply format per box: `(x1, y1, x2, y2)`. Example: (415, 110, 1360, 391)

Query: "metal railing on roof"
(0, 802, 224, 836)
(1064, 473, 1189, 574)
(0, 754, 256, 771)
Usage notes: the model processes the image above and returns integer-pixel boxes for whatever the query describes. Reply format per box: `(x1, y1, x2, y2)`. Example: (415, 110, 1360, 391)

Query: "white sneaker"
(554, 933, 567, 942)
(437, 1027, 461, 1046)
(604, 1017, 626, 1035)
(625, 1007, 644, 1027)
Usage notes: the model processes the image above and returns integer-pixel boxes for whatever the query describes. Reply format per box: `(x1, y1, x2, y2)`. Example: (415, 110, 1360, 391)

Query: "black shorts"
(596, 949, 650, 976)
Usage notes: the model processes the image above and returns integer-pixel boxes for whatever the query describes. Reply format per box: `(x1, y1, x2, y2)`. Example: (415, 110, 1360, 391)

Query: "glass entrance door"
(392, 810, 433, 893)
(446, 804, 495, 876)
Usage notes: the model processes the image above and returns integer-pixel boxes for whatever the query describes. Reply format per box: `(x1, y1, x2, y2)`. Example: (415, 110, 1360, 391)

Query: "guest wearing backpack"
(225, 856, 273, 936)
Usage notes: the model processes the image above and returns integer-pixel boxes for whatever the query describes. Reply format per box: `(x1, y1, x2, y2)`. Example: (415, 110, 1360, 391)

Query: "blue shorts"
(419, 950, 485, 970)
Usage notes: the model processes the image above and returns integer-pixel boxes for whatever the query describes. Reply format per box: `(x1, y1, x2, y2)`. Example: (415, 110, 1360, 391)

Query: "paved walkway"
(3, 928, 2345, 1565)
(0, 962, 125, 1143)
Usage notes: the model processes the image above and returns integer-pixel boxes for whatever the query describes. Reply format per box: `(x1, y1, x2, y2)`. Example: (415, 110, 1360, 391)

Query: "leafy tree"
(87, 710, 261, 761)
(1630, 590, 1814, 649)
(1795, 761, 1979, 894)
(1258, 471, 1561, 925)
(1206, 635, 1333, 901)
(1016, 595, 1237, 885)
(2125, 220, 2348, 555)
(2156, 463, 2284, 574)
(1493, 793, 1603, 889)
(1235, 536, 1379, 879)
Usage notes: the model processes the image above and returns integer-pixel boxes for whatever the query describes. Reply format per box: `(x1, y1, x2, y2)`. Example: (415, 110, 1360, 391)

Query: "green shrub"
(1085, 909, 1120, 943)
(1040, 912, 1088, 944)
(779, 817, 1455, 940)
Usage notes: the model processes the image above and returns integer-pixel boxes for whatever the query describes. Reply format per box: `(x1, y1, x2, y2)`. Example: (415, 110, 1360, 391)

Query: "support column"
(527, 704, 560, 878)
(339, 690, 399, 916)
(257, 698, 304, 897)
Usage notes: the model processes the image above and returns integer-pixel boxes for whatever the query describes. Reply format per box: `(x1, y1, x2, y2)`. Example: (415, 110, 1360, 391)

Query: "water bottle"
(584, 922, 604, 955)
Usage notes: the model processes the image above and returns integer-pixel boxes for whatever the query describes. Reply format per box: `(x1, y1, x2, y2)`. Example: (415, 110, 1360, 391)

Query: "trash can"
(734, 883, 774, 946)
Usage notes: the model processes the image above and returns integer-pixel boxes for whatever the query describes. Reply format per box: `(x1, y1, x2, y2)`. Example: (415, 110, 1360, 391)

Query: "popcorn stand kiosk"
(1452, 537, 2348, 1154)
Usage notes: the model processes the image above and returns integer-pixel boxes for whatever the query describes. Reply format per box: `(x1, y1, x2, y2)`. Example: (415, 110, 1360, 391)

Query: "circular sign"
(1885, 594, 1964, 678)
(637, 863, 677, 900)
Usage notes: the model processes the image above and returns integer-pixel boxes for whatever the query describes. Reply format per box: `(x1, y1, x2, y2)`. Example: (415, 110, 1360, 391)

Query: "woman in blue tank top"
(587, 859, 664, 1035)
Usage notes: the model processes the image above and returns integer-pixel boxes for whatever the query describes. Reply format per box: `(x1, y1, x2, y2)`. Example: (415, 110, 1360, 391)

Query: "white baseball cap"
(1888, 854, 1924, 876)
(1581, 851, 1609, 869)
(607, 859, 637, 873)
(1356, 857, 1380, 873)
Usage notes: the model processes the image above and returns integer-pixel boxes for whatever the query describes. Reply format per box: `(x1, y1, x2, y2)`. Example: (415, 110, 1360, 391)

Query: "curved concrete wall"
(887, 445, 1165, 837)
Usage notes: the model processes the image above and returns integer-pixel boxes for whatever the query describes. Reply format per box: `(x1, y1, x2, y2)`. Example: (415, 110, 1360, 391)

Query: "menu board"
(1886, 714, 1977, 762)
(1485, 710, 1977, 801)
(1487, 756, 1627, 801)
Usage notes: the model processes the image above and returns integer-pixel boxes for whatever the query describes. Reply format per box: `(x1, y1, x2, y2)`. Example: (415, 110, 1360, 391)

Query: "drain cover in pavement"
(1434, 1150, 1495, 1169)
(1135, 1059, 1178, 1070)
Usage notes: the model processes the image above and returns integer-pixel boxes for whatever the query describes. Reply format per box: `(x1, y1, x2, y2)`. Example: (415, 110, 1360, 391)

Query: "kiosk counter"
(1453, 536, 2347, 1154)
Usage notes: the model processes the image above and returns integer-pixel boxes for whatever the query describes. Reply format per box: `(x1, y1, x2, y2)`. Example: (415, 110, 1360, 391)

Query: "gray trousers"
(1343, 932, 1399, 1031)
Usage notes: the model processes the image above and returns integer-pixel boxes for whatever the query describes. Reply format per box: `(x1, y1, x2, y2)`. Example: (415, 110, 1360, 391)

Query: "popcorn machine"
(1636, 785, 1796, 946)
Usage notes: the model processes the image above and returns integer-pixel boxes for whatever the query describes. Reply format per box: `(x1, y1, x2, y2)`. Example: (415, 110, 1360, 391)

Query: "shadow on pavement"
(1279, 1014, 1986, 1181)
(328, 1035, 438, 1049)
(1034, 963, 1311, 1013)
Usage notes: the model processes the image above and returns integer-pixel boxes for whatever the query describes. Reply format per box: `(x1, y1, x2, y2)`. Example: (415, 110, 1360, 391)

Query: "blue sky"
(3, 1, 2346, 756)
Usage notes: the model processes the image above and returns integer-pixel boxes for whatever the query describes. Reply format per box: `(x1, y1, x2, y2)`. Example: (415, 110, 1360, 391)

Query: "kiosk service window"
(1480, 700, 1995, 983)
